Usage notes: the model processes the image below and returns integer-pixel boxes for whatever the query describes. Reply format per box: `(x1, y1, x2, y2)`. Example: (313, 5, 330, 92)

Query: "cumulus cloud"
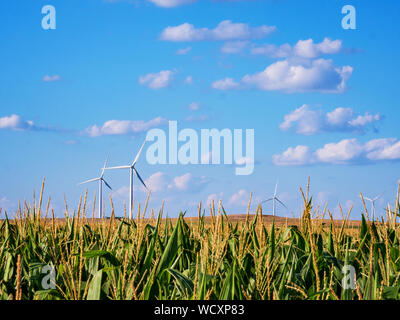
(280, 105, 381, 135)
(364, 138, 400, 160)
(272, 145, 312, 166)
(0, 114, 63, 133)
(211, 77, 239, 90)
(315, 139, 364, 163)
(0, 114, 34, 131)
(139, 70, 174, 89)
(145, 172, 171, 192)
(145, 172, 210, 193)
(85, 117, 167, 137)
(228, 189, 251, 206)
(213, 59, 353, 93)
(251, 38, 342, 59)
(160, 20, 276, 42)
(173, 173, 209, 192)
(273, 138, 400, 166)
(147, 0, 196, 7)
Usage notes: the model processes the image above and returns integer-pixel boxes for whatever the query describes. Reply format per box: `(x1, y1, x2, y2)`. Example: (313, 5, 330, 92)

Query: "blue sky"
(1, 0, 400, 219)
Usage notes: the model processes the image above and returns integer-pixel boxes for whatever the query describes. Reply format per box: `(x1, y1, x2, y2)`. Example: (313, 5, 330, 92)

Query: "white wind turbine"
(105, 140, 148, 219)
(261, 181, 288, 217)
(364, 194, 383, 221)
(78, 158, 112, 219)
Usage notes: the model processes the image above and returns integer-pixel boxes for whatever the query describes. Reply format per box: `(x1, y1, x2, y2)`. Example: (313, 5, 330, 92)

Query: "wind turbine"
(261, 181, 288, 217)
(105, 140, 148, 219)
(78, 158, 112, 219)
(364, 194, 383, 221)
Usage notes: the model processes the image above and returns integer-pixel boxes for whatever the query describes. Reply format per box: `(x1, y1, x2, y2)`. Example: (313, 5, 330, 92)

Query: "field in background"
(0, 181, 400, 300)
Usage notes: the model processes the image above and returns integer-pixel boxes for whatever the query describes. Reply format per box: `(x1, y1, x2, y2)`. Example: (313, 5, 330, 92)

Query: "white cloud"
(173, 173, 192, 191)
(242, 59, 352, 93)
(349, 113, 381, 127)
(273, 145, 312, 166)
(185, 76, 193, 84)
(279, 105, 322, 135)
(176, 46, 192, 55)
(211, 77, 239, 90)
(273, 138, 400, 166)
(213, 59, 353, 93)
(147, 0, 196, 7)
(221, 40, 249, 54)
(228, 189, 251, 206)
(280, 105, 381, 135)
(206, 192, 224, 206)
(42, 75, 60, 82)
(85, 117, 167, 137)
(0, 114, 34, 131)
(235, 157, 254, 166)
(139, 70, 174, 89)
(365, 138, 400, 160)
(146, 172, 171, 192)
(144, 172, 209, 193)
(251, 38, 342, 59)
(173, 173, 209, 191)
(160, 20, 276, 42)
(315, 139, 364, 163)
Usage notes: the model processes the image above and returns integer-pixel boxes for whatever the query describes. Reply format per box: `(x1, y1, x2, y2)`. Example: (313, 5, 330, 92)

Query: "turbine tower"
(261, 181, 288, 217)
(364, 194, 382, 221)
(78, 158, 112, 219)
(105, 140, 148, 219)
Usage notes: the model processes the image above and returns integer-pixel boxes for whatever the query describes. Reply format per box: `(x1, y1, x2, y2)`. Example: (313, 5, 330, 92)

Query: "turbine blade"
(78, 177, 100, 185)
(132, 140, 146, 167)
(101, 156, 109, 178)
(102, 178, 112, 190)
(104, 165, 130, 170)
(274, 180, 279, 197)
(275, 197, 288, 210)
(103, 157, 109, 169)
(133, 168, 148, 190)
(261, 198, 273, 204)
(364, 197, 372, 202)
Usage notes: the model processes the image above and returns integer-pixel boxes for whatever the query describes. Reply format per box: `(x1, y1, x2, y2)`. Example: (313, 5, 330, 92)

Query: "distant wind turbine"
(105, 140, 148, 219)
(261, 181, 288, 217)
(78, 158, 112, 219)
(364, 194, 383, 221)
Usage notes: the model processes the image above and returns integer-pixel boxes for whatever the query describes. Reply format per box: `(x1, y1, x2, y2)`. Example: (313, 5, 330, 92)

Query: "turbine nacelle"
(261, 180, 288, 217)
(104, 140, 148, 191)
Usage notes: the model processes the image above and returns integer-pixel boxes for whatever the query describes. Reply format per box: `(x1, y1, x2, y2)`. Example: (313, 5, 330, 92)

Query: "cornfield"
(1, 180, 400, 300)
